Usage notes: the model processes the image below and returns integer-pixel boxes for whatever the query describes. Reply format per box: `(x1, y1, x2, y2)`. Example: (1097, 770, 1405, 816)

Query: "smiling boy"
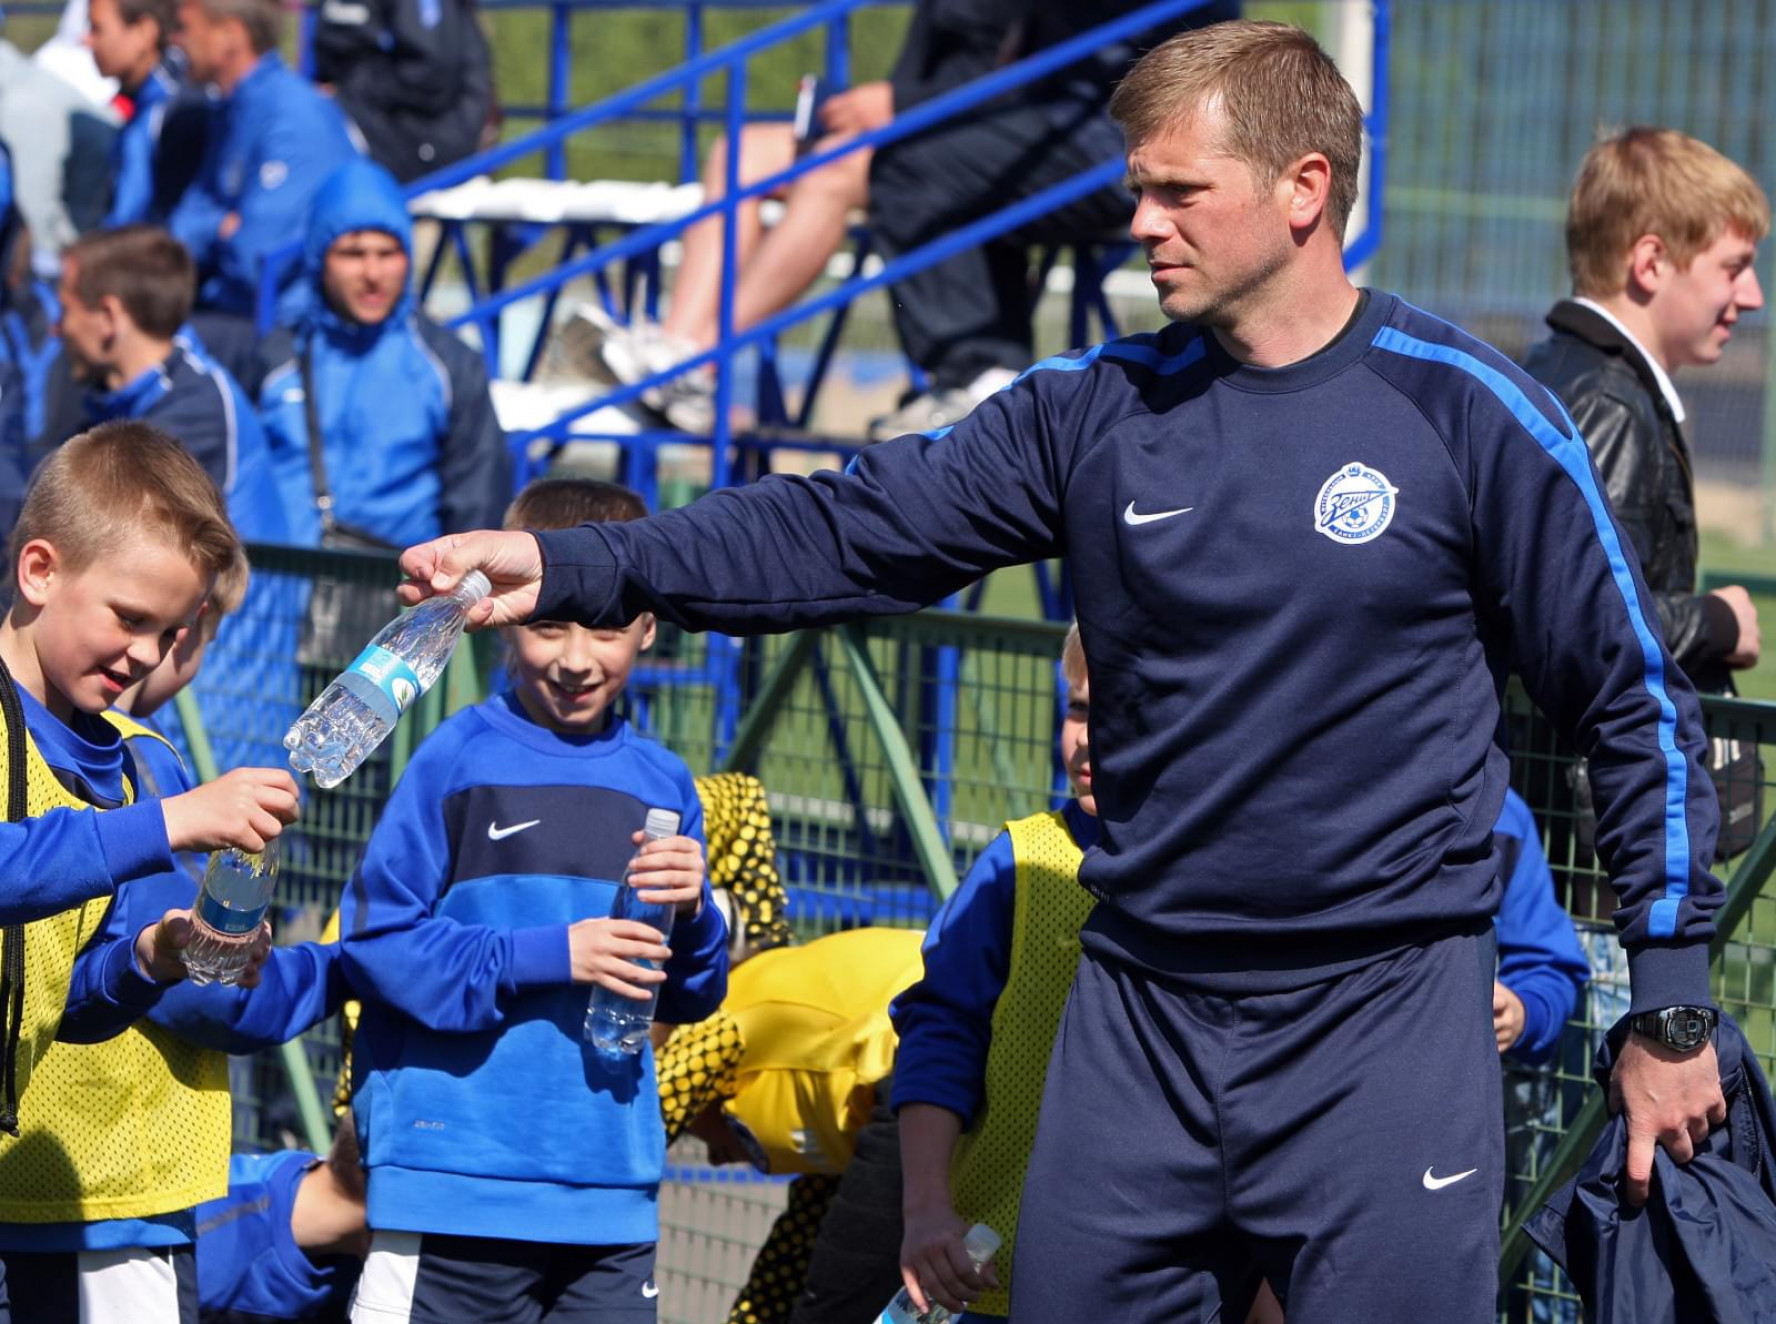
(339, 479, 726, 1324)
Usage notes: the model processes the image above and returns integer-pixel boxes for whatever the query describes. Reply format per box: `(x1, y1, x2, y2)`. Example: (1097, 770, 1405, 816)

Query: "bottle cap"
(643, 808, 682, 839)
(963, 1224, 1001, 1261)
(455, 570, 493, 604)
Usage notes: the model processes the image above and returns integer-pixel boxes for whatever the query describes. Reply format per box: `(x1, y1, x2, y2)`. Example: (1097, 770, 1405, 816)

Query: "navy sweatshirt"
(532, 292, 1720, 1013)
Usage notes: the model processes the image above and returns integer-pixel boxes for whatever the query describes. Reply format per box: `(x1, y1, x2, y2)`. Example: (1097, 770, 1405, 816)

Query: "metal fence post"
(836, 624, 960, 901)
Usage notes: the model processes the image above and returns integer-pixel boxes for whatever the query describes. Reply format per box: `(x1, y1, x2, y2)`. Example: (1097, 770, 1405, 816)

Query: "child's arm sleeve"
(1496, 812, 1591, 1067)
(0, 800, 174, 927)
(338, 747, 571, 1033)
(150, 941, 349, 1054)
(656, 788, 728, 1025)
(889, 831, 1017, 1125)
(56, 928, 170, 1043)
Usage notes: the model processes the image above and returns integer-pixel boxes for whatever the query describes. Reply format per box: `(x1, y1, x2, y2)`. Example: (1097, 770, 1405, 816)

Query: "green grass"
(1701, 531, 1776, 701)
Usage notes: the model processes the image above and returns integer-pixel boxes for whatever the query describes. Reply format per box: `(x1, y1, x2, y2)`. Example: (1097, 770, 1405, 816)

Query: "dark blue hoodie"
(257, 159, 509, 548)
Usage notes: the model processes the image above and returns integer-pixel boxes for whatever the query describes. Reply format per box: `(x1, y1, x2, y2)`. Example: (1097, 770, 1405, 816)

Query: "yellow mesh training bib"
(0, 716, 230, 1222)
(0, 704, 124, 1146)
(949, 809, 1093, 1317)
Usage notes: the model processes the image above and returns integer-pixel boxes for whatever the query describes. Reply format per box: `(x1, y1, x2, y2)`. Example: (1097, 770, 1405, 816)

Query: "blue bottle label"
(345, 645, 423, 723)
(196, 890, 267, 936)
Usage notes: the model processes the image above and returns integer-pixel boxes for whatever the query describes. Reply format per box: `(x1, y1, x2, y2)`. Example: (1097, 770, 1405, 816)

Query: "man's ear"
(638, 612, 657, 653)
(1283, 152, 1334, 235)
(16, 539, 59, 608)
(1627, 233, 1672, 298)
(97, 293, 130, 347)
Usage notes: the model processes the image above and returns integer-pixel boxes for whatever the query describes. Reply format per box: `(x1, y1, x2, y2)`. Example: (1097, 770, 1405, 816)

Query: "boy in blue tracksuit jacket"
(1493, 788, 1589, 1067)
(341, 479, 726, 1321)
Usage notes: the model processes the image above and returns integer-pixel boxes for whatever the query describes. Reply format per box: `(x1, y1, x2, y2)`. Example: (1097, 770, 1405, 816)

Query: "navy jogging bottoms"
(1011, 927, 1503, 1324)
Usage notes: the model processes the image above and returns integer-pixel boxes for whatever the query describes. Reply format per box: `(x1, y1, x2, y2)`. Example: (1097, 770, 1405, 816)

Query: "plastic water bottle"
(182, 840, 279, 986)
(584, 808, 683, 1055)
(876, 1224, 1001, 1324)
(285, 571, 491, 788)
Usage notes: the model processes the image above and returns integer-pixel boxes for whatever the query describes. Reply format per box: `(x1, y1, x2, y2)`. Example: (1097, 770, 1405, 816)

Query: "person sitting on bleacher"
(257, 158, 508, 551)
(167, 0, 358, 318)
(571, 0, 1034, 436)
(52, 224, 287, 541)
(866, 0, 1239, 440)
(85, 0, 182, 228)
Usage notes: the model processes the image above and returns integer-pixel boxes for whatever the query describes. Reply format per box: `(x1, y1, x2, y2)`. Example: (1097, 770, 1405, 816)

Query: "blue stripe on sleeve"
(1371, 324, 1691, 938)
(888, 334, 1211, 446)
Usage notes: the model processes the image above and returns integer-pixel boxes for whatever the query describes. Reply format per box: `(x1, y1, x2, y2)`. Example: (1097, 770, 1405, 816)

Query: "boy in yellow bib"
(0, 423, 300, 1322)
(893, 624, 1098, 1324)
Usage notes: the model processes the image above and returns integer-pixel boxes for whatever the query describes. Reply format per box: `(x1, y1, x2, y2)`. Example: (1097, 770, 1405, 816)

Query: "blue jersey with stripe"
(531, 290, 1720, 1015)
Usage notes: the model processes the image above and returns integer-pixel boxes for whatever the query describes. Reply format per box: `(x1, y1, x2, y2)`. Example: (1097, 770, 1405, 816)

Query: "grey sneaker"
(554, 302, 625, 384)
(867, 387, 980, 442)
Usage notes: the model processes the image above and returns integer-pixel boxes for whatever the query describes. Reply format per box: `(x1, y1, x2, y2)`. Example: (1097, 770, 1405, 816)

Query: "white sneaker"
(599, 324, 720, 433)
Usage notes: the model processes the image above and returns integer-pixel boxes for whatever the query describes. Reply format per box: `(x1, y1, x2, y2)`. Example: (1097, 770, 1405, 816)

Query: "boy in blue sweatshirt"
(341, 478, 727, 1323)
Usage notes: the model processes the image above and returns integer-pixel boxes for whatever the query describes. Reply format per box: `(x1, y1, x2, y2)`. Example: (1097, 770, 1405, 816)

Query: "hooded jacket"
(1525, 1013, 1776, 1322)
(256, 159, 509, 549)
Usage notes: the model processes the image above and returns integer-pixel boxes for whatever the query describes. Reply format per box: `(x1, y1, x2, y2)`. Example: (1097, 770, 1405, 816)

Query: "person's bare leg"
(666, 124, 798, 343)
(717, 144, 873, 345)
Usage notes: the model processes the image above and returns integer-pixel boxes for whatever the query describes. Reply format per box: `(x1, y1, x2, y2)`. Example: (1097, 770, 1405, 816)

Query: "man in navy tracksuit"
(398, 21, 1727, 1323)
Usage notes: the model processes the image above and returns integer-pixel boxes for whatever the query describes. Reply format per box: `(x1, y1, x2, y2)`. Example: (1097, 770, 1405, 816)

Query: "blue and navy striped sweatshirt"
(531, 291, 1720, 1014)
(340, 692, 727, 1245)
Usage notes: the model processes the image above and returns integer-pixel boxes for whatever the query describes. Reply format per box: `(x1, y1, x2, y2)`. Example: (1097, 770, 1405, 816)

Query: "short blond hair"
(11, 422, 240, 583)
(195, 545, 250, 643)
(1567, 127, 1770, 299)
(1110, 19, 1364, 238)
(1061, 623, 1086, 688)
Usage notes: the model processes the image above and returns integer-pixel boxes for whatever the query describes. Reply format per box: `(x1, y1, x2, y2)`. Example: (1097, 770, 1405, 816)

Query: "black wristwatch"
(1630, 1005, 1718, 1053)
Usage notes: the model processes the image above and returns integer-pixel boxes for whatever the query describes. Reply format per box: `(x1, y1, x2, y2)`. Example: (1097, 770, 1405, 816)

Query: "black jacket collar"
(1544, 299, 1676, 425)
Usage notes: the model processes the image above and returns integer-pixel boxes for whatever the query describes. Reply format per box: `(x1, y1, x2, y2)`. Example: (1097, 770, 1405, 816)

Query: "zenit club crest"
(1314, 462, 1399, 545)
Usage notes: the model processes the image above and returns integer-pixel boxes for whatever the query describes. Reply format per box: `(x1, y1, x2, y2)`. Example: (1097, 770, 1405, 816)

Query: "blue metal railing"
(422, 0, 1234, 440)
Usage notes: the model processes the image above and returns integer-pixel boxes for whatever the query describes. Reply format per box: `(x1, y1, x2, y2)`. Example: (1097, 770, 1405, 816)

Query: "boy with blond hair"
(0, 420, 298, 1315)
(341, 478, 726, 1323)
(0, 538, 344, 1324)
(1525, 128, 1768, 698)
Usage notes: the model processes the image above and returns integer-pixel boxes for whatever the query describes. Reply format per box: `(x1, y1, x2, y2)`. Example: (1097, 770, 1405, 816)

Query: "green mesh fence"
(178, 546, 1776, 1321)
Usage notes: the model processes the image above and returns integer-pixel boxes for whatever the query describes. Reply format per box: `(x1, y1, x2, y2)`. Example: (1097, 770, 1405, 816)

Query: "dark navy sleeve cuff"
(507, 924, 573, 989)
(1626, 942, 1715, 1015)
(94, 801, 177, 886)
(532, 526, 620, 629)
(889, 1078, 978, 1127)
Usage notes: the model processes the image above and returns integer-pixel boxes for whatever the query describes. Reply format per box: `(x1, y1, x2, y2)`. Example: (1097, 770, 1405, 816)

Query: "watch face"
(1668, 1013, 1710, 1052)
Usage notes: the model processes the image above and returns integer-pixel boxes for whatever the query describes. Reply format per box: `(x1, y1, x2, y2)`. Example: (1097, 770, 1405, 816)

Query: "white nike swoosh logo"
(1123, 500, 1194, 526)
(1422, 1166, 1478, 1191)
(641, 1283, 659, 1299)
(487, 819, 541, 841)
